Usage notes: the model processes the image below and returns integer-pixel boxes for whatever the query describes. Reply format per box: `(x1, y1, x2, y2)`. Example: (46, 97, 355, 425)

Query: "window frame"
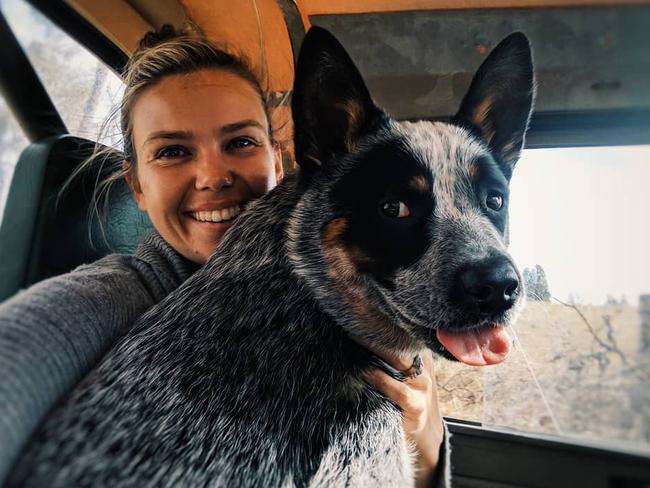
(0, 8, 66, 141)
(447, 419, 650, 487)
(0, 0, 127, 145)
(25, 0, 128, 74)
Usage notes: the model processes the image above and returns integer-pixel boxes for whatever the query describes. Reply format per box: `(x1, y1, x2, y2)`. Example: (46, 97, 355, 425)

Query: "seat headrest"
(0, 135, 153, 301)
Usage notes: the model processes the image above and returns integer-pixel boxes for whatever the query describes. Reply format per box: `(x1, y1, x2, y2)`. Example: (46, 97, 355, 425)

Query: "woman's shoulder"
(13, 230, 198, 308)
(1, 252, 144, 318)
(0, 231, 197, 326)
(0, 243, 160, 353)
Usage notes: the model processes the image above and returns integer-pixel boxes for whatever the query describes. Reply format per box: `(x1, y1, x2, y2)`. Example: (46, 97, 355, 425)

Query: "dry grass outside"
(435, 301, 650, 451)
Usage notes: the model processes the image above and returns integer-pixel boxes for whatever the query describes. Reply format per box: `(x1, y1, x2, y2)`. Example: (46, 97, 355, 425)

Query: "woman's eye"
(227, 137, 258, 150)
(381, 200, 410, 218)
(486, 191, 504, 211)
(156, 146, 189, 160)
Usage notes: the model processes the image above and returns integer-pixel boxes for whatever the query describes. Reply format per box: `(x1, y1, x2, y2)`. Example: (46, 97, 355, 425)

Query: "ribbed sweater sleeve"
(0, 232, 195, 485)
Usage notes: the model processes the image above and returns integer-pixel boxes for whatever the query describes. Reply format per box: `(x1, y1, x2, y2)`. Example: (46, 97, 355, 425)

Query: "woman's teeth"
(191, 205, 242, 223)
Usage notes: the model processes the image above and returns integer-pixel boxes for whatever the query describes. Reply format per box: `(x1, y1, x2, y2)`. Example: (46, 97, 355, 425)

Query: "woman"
(0, 25, 446, 487)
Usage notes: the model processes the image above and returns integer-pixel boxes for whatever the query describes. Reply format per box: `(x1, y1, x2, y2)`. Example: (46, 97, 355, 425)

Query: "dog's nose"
(456, 257, 520, 315)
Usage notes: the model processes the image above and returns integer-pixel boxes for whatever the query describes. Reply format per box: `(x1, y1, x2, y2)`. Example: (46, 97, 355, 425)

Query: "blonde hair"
(66, 24, 274, 245)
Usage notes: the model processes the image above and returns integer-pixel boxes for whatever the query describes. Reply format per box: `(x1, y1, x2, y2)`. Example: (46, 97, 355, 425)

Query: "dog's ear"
(292, 26, 385, 171)
(454, 32, 535, 178)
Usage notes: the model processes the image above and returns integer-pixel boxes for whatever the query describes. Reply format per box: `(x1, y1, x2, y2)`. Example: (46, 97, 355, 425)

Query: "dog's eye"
(486, 191, 504, 211)
(381, 200, 410, 218)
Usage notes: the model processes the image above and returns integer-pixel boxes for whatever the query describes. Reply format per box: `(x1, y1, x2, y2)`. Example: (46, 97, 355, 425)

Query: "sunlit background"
(510, 145, 650, 306)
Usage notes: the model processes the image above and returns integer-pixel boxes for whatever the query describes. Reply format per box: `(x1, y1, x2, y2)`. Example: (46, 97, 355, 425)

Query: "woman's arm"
(364, 350, 449, 487)
(0, 231, 197, 486)
(0, 255, 159, 485)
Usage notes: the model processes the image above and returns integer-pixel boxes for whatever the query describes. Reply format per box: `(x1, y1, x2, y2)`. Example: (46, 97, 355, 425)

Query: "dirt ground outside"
(435, 301, 650, 452)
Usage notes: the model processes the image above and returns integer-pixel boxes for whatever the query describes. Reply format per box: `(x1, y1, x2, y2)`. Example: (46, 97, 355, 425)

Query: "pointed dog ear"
(292, 26, 385, 171)
(454, 32, 535, 178)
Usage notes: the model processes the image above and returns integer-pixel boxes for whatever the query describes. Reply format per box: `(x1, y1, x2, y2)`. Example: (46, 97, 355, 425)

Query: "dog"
(9, 27, 534, 487)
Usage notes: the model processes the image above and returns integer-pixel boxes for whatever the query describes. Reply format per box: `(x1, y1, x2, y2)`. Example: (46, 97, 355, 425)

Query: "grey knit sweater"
(0, 232, 197, 484)
(0, 232, 450, 487)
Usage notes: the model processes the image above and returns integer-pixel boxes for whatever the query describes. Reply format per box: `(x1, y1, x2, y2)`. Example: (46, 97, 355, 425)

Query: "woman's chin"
(185, 217, 239, 262)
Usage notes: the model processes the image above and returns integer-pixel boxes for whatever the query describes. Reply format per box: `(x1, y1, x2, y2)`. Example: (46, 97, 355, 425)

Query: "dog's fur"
(9, 28, 534, 487)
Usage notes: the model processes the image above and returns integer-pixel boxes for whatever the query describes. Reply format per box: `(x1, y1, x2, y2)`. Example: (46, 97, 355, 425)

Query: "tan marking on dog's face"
(322, 217, 348, 248)
(321, 218, 361, 285)
(410, 175, 429, 193)
(322, 219, 374, 269)
(321, 218, 403, 345)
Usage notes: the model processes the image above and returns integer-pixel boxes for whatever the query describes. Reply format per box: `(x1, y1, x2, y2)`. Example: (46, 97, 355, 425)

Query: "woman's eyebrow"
(143, 130, 194, 146)
(221, 120, 265, 134)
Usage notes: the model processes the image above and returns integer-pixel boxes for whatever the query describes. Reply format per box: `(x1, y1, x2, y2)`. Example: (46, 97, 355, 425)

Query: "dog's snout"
(456, 257, 520, 315)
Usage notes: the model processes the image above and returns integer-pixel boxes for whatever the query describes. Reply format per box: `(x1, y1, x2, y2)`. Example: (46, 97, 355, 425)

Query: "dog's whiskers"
(375, 285, 427, 332)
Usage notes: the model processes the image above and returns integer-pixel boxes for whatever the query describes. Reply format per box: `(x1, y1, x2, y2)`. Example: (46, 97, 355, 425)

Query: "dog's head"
(288, 27, 535, 366)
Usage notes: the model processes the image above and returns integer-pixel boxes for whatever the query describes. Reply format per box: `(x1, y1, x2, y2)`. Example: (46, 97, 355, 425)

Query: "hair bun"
(138, 24, 180, 50)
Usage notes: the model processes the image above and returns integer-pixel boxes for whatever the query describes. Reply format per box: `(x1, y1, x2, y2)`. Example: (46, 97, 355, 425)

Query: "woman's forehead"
(131, 68, 269, 139)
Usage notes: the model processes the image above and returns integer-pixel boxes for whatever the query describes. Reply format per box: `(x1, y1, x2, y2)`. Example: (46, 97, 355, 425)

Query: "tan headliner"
(64, 0, 650, 56)
(63, 0, 650, 93)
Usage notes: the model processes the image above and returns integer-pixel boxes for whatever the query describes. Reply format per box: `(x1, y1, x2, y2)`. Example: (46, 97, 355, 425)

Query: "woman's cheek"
(246, 168, 278, 197)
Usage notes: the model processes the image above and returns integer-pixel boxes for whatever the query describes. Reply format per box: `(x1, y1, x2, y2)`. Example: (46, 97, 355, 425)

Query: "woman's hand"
(364, 350, 444, 488)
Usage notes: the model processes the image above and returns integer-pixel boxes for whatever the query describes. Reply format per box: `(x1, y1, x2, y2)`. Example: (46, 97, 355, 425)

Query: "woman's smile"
(187, 205, 242, 223)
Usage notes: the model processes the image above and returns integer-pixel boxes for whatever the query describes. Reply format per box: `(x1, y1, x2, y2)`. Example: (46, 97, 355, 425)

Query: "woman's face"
(129, 68, 283, 264)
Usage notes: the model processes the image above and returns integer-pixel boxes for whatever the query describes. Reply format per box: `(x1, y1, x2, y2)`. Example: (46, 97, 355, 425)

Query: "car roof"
(36, 0, 650, 148)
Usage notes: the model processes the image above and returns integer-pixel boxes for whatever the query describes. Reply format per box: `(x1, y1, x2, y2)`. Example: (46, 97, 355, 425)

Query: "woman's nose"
(194, 150, 233, 192)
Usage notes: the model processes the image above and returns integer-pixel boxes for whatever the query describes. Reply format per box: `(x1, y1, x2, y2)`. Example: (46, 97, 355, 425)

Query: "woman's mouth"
(189, 204, 242, 223)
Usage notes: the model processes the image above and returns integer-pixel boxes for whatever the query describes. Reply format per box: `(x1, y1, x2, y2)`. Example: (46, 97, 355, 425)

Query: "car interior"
(0, 1, 649, 486)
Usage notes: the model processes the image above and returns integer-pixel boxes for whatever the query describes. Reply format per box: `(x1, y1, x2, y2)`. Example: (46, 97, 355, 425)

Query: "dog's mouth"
(436, 323, 512, 366)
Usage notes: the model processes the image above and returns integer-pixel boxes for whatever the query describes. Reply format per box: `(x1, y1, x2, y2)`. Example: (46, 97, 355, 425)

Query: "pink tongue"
(436, 325, 512, 366)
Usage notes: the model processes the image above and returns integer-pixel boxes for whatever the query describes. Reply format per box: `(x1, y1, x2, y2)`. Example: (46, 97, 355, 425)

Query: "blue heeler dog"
(9, 27, 535, 487)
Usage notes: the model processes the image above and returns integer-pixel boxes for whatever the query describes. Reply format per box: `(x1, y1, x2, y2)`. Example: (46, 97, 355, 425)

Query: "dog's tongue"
(436, 325, 511, 366)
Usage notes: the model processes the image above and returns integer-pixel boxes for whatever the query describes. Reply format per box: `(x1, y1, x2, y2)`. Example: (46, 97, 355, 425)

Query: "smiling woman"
(73, 24, 285, 264)
(127, 68, 283, 263)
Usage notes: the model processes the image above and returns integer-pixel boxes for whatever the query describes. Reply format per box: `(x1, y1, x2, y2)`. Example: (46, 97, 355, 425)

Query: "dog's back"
(9, 176, 412, 487)
(9, 28, 534, 487)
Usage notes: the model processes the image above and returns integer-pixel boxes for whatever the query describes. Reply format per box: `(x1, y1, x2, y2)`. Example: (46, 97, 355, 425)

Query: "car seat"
(0, 134, 153, 302)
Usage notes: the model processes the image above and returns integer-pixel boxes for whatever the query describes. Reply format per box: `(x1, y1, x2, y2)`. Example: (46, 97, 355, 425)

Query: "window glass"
(0, 0, 124, 146)
(0, 96, 28, 226)
(437, 145, 650, 452)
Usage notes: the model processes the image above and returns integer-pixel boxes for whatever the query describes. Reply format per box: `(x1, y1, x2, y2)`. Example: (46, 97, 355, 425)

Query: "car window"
(437, 145, 650, 452)
(0, 96, 28, 226)
(0, 0, 124, 145)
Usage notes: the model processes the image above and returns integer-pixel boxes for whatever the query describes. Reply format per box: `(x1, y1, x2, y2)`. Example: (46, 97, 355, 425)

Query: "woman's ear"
(273, 144, 284, 183)
(123, 160, 147, 212)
